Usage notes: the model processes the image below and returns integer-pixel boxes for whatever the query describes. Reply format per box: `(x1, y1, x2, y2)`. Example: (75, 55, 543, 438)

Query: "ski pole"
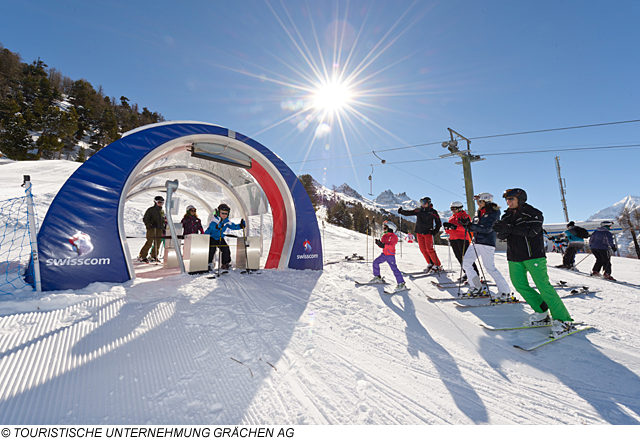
(241, 219, 252, 274)
(400, 216, 403, 258)
(574, 252, 591, 269)
(365, 216, 369, 265)
(322, 220, 325, 264)
(466, 227, 490, 292)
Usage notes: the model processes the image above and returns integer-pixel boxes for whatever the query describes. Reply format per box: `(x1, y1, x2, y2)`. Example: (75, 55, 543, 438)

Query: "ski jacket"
(204, 216, 242, 240)
(381, 231, 399, 256)
(498, 203, 546, 262)
(399, 206, 441, 236)
(589, 227, 615, 250)
(468, 205, 500, 247)
(447, 210, 472, 241)
(143, 205, 166, 230)
(181, 215, 204, 235)
(564, 227, 584, 243)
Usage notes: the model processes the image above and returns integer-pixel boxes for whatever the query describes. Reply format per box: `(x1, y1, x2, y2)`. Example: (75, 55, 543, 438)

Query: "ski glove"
(458, 217, 471, 227)
(492, 220, 513, 235)
(443, 222, 457, 230)
(240, 219, 246, 229)
(397, 208, 404, 214)
(612, 247, 617, 252)
(375, 239, 384, 248)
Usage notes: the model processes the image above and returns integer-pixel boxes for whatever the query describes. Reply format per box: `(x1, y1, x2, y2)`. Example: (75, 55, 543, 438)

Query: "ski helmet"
(450, 201, 464, 209)
(600, 220, 613, 229)
(186, 205, 196, 211)
(217, 203, 231, 214)
(567, 221, 575, 228)
(502, 188, 527, 205)
(154, 196, 165, 202)
(383, 220, 397, 233)
(420, 197, 431, 206)
(474, 192, 493, 203)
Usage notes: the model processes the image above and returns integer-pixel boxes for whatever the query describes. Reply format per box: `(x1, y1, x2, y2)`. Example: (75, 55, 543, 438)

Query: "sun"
(312, 80, 352, 113)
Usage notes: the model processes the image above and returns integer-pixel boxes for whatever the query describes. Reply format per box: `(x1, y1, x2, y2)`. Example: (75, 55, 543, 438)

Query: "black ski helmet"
(154, 195, 165, 202)
(502, 188, 527, 205)
(217, 203, 231, 214)
(420, 197, 431, 206)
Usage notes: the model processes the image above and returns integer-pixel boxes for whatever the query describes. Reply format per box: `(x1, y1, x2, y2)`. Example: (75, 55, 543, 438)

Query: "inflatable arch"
(34, 122, 322, 291)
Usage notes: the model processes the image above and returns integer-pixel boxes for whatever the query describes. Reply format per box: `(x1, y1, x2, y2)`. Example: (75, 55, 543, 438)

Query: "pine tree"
(0, 97, 35, 160)
(298, 174, 320, 210)
(75, 147, 87, 163)
(618, 206, 640, 259)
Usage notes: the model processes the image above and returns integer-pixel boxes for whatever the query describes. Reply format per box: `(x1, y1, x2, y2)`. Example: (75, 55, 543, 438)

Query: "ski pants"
(450, 239, 478, 274)
(591, 248, 612, 274)
(373, 253, 404, 284)
(462, 243, 510, 294)
(508, 258, 572, 322)
(208, 237, 231, 265)
(562, 242, 584, 266)
(140, 228, 163, 259)
(417, 233, 441, 266)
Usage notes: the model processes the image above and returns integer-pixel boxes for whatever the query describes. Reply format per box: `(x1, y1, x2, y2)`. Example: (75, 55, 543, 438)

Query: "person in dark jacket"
(589, 220, 616, 280)
(442, 201, 477, 282)
(204, 203, 245, 270)
(181, 205, 205, 235)
(139, 196, 167, 263)
(398, 197, 443, 273)
(457, 193, 511, 300)
(492, 188, 574, 338)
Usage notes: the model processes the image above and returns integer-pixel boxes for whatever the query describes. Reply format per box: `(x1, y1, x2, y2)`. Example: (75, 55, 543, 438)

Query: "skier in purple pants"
(370, 221, 406, 293)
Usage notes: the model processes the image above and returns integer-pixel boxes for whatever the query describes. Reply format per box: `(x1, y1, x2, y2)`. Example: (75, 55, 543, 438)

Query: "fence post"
(22, 176, 41, 292)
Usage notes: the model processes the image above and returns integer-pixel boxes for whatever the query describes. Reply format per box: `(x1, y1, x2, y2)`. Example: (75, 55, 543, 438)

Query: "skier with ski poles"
(204, 203, 245, 271)
(398, 197, 443, 273)
(492, 188, 574, 338)
(589, 220, 617, 280)
(181, 205, 205, 235)
(369, 220, 407, 293)
(456, 193, 512, 301)
(556, 221, 587, 269)
(442, 201, 478, 283)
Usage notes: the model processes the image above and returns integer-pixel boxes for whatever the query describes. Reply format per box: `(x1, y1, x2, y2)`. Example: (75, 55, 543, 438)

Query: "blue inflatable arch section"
(34, 122, 322, 291)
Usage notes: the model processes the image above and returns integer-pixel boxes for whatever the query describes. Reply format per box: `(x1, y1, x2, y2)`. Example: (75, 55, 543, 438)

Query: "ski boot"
(523, 311, 551, 327)
(423, 264, 434, 273)
(550, 320, 576, 338)
(603, 273, 616, 281)
(369, 276, 385, 284)
(461, 285, 489, 298)
(490, 292, 516, 304)
(393, 282, 408, 293)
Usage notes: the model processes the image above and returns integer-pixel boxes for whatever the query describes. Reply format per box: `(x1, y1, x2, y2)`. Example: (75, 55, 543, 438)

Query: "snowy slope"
(1, 162, 640, 425)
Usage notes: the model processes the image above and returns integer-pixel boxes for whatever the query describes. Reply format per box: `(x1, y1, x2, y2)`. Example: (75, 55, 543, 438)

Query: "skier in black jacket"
(399, 197, 443, 273)
(492, 188, 574, 338)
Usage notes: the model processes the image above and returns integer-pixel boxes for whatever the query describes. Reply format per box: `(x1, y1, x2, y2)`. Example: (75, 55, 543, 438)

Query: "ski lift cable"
(289, 118, 640, 165)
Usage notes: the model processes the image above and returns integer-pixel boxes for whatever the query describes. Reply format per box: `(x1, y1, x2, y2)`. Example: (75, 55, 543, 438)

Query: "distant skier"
(204, 203, 245, 271)
(556, 221, 587, 269)
(369, 220, 406, 292)
(139, 196, 166, 263)
(442, 201, 477, 282)
(457, 193, 512, 301)
(589, 220, 617, 281)
(398, 197, 443, 273)
(181, 205, 205, 235)
(492, 188, 574, 338)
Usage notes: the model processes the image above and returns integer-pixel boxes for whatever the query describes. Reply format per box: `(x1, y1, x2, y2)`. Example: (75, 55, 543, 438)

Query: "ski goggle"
(219, 211, 229, 216)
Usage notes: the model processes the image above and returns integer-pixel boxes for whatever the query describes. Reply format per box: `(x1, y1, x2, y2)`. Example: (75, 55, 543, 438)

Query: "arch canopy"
(32, 122, 322, 291)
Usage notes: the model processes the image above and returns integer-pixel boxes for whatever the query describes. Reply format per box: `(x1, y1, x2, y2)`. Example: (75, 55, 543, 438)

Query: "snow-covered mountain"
(587, 195, 640, 221)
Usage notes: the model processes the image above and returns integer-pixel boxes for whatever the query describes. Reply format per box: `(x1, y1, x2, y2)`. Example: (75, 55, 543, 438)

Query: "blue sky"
(2, 0, 639, 222)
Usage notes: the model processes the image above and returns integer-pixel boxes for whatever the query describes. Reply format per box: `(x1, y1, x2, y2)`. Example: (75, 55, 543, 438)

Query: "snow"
(1, 161, 640, 425)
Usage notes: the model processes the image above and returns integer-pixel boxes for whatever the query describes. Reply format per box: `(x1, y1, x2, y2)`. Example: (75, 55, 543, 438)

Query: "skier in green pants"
(492, 188, 574, 338)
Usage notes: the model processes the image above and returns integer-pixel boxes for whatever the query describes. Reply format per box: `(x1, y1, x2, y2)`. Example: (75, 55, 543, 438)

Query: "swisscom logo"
(297, 239, 319, 260)
(45, 231, 111, 266)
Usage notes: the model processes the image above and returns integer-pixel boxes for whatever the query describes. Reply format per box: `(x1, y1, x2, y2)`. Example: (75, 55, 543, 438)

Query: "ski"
(431, 280, 497, 288)
(455, 288, 598, 308)
(207, 270, 229, 279)
(554, 270, 640, 289)
(355, 280, 390, 286)
(384, 287, 410, 295)
(410, 270, 454, 279)
(514, 324, 594, 351)
(240, 270, 261, 274)
(424, 293, 491, 301)
(480, 323, 551, 331)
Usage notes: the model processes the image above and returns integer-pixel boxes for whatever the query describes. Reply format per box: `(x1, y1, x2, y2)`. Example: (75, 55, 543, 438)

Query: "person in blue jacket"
(204, 203, 245, 270)
(457, 192, 511, 301)
(557, 221, 585, 269)
(589, 220, 616, 280)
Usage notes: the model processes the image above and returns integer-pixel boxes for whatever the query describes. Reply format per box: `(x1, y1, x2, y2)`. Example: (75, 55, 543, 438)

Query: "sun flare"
(312, 80, 352, 113)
